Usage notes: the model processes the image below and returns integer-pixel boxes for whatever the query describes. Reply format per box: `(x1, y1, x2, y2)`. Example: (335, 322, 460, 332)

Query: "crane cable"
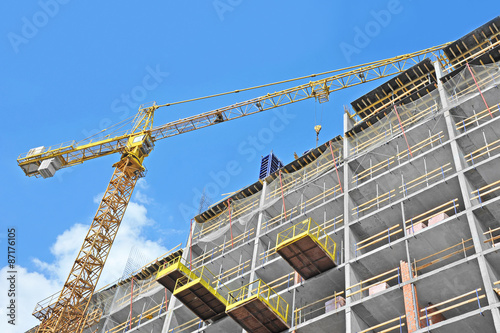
(78, 44, 450, 146)
(76, 114, 136, 145)
(75, 69, 335, 146)
(279, 170, 287, 221)
(328, 141, 343, 194)
(228, 199, 234, 249)
(155, 54, 421, 109)
(155, 42, 451, 109)
(77, 68, 344, 146)
(314, 101, 323, 147)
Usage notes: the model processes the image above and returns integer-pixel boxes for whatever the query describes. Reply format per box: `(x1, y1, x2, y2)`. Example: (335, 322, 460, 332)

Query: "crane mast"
(18, 44, 451, 333)
(37, 105, 156, 333)
(39, 167, 138, 332)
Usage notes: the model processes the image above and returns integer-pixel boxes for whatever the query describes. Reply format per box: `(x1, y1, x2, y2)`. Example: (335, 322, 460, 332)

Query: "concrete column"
(161, 224, 196, 332)
(434, 61, 500, 331)
(343, 111, 355, 333)
(243, 181, 268, 333)
(434, 60, 449, 110)
(248, 181, 268, 281)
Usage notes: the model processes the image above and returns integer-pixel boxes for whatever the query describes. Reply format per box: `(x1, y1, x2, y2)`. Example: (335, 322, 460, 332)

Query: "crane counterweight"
(38, 157, 63, 178)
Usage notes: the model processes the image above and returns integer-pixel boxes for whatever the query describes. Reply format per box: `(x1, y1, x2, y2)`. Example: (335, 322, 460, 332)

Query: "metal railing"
(294, 290, 345, 326)
(471, 179, 500, 205)
(157, 256, 183, 276)
(405, 199, 459, 233)
(346, 267, 401, 299)
(18, 140, 76, 159)
(358, 314, 407, 333)
(106, 299, 168, 333)
(174, 265, 230, 302)
(419, 288, 486, 326)
(227, 279, 289, 324)
(276, 218, 336, 261)
(354, 224, 403, 256)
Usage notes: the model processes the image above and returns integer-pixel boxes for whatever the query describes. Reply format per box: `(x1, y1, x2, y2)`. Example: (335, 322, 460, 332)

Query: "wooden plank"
(405, 199, 457, 226)
(347, 267, 398, 290)
(399, 165, 452, 193)
(419, 295, 485, 320)
(358, 315, 406, 333)
(420, 288, 480, 312)
(356, 228, 403, 251)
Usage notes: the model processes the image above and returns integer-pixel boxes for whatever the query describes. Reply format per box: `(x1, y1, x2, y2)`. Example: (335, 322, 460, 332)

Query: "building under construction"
(28, 16, 500, 333)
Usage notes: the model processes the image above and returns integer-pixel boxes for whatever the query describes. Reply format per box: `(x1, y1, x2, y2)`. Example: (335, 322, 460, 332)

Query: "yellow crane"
(18, 44, 448, 333)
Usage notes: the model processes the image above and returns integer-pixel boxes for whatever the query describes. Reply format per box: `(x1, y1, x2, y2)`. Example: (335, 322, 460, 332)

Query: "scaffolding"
(27, 19, 500, 333)
(294, 290, 345, 326)
(173, 264, 229, 321)
(276, 217, 336, 279)
(156, 256, 190, 293)
(168, 60, 500, 332)
(226, 279, 289, 333)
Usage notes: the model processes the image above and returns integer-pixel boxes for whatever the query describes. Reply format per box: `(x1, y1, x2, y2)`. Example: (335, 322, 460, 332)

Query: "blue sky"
(1, 1, 499, 331)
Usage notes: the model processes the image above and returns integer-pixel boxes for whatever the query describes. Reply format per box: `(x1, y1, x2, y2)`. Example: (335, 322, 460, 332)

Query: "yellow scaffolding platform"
(276, 218, 336, 279)
(156, 256, 189, 293)
(226, 279, 289, 333)
(173, 265, 229, 321)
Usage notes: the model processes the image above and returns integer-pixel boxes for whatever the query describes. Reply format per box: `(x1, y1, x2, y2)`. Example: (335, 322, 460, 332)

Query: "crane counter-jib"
(17, 135, 131, 178)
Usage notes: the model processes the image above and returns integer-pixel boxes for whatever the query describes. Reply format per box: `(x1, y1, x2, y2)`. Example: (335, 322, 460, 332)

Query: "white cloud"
(33, 223, 89, 282)
(134, 179, 153, 204)
(134, 190, 152, 204)
(93, 192, 105, 204)
(13, 197, 169, 332)
(136, 178, 149, 190)
(98, 201, 167, 283)
(0, 265, 60, 333)
(163, 228, 186, 235)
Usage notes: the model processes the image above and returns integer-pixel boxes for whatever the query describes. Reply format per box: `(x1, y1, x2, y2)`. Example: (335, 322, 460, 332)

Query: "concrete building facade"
(29, 16, 500, 333)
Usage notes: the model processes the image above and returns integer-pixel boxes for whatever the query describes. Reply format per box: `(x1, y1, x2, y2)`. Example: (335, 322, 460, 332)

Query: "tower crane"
(18, 44, 449, 333)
